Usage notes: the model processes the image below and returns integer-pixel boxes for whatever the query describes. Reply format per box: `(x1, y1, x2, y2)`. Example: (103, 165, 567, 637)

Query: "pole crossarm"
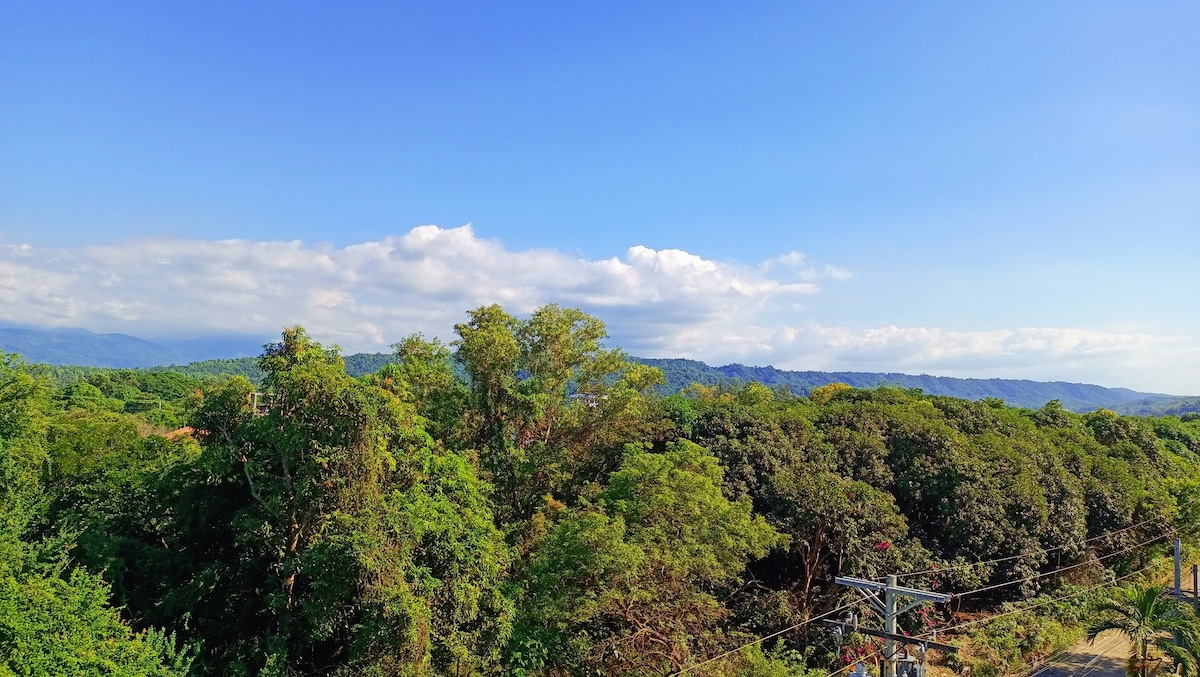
(837, 576, 889, 614)
(834, 575, 952, 677)
(835, 576, 885, 592)
(890, 585, 952, 604)
(819, 621, 959, 654)
(835, 576, 951, 614)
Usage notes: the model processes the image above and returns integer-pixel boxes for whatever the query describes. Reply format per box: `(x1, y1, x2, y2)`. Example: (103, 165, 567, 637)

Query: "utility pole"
(835, 576, 952, 677)
(885, 576, 899, 673)
(1176, 539, 1183, 598)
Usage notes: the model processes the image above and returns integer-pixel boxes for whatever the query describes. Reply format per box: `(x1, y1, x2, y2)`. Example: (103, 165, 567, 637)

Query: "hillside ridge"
(0, 326, 266, 368)
(7, 326, 1193, 414)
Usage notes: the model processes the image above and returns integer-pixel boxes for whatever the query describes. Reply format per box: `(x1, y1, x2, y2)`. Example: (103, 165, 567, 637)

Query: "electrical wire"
(951, 530, 1173, 599)
(935, 494, 1196, 599)
(826, 541, 1174, 676)
(828, 560, 1165, 677)
(1031, 577, 1192, 677)
(891, 514, 1167, 581)
(670, 602, 859, 676)
(676, 525, 1177, 675)
(679, 492, 1194, 675)
(925, 558, 1164, 638)
(1012, 552, 1190, 672)
(904, 489, 1200, 584)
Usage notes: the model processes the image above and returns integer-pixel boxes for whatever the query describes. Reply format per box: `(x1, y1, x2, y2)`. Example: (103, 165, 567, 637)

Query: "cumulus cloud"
(0, 225, 818, 349)
(1, 225, 1195, 393)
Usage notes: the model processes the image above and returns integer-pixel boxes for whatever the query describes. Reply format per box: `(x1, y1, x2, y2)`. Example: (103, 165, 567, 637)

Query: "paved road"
(1026, 632, 1129, 677)
(1024, 582, 1199, 676)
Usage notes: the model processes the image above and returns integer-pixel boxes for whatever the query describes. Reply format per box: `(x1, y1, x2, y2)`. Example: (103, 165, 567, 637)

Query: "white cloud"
(760, 251, 854, 282)
(1, 225, 1195, 393)
(0, 224, 818, 347)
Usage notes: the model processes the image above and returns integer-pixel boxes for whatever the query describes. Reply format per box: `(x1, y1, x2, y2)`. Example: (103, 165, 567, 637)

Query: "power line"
(891, 515, 1167, 581)
(821, 545, 1173, 676)
(828, 560, 1165, 677)
(671, 602, 858, 676)
(834, 575, 950, 677)
(677, 498, 1189, 675)
(924, 558, 1164, 638)
(930, 493, 1200, 596)
(680, 527, 1176, 675)
(951, 531, 1173, 600)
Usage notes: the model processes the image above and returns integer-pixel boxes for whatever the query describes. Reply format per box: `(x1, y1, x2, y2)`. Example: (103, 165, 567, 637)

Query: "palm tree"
(1088, 584, 1200, 677)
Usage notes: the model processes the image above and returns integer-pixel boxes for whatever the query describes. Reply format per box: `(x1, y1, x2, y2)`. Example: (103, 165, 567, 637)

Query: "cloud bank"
(1, 225, 1194, 393)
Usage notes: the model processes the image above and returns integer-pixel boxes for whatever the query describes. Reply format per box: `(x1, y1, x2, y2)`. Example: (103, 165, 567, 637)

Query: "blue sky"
(1, 2, 1198, 393)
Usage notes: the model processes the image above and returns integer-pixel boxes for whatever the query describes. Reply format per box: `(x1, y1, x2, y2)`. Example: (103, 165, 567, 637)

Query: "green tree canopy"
(516, 440, 783, 674)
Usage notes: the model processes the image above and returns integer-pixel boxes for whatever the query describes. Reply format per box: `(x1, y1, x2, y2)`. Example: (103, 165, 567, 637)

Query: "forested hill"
(1115, 394, 1200, 417)
(47, 352, 402, 387)
(41, 350, 1187, 413)
(640, 357, 1188, 413)
(11, 325, 1191, 412)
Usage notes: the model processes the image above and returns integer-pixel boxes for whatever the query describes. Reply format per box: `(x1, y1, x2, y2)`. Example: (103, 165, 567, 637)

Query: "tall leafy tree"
(515, 440, 783, 674)
(0, 352, 50, 540)
(764, 467, 919, 617)
(373, 334, 469, 443)
(187, 327, 511, 675)
(0, 352, 190, 676)
(453, 304, 662, 527)
(0, 530, 194, 677)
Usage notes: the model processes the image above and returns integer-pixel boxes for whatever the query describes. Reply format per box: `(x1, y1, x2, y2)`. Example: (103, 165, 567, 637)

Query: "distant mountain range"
(639, 358, 1196, 416)
(3, 326, 1196, 416)
(0, 326, 267, 368)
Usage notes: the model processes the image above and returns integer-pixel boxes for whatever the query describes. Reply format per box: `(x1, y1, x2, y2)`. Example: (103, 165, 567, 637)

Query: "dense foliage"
(1119, 395, 1200, 418)
(2, 304, 1199, 675)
